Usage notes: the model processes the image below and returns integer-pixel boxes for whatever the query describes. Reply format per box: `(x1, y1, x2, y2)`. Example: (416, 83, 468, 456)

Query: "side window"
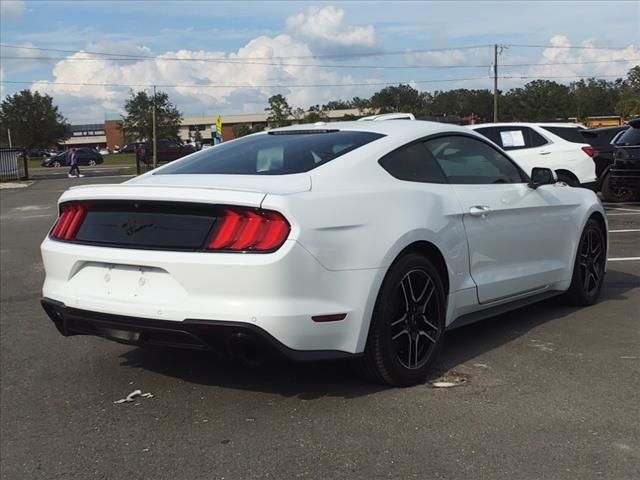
(379, 142, 447, 184)
(474, 127, 502, 147)
(526, 128, 548, 148)
(424, 135, 525, 185)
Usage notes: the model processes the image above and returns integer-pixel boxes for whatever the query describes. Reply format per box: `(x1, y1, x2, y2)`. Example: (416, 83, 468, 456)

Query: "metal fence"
(0, 148, 29, 181)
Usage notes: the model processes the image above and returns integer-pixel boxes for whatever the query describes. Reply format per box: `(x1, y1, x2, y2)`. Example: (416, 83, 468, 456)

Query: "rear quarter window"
(156, 130, 385, 175)
(541, 126, 586, 144)
(615, 127, 640, 146)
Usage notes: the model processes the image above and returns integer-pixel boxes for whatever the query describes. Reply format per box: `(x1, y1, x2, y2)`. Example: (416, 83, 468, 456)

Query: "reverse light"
(581, 146, 595, 158)
(207, 207, 290, 252)
(50, 204, 87, 241)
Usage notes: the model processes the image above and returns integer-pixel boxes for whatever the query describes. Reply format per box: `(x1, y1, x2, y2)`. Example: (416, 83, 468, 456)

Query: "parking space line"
(607, 207, 640, 213)
(609, 229, 640, 233)
(608, 257, 640, 262)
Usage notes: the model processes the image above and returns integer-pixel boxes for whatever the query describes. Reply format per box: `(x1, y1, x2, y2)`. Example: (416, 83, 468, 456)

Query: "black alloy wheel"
(564, 218, 606, 305)
(392, 269, 441, 370)
(358, 253, 445, 386)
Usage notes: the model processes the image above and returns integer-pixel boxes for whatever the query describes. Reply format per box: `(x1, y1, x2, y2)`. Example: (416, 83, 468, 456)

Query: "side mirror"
(529, 167, 557, 189)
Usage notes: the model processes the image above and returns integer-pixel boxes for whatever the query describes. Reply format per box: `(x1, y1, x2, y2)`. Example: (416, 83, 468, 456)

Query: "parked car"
(27, 148, 52, 159)
(40, 120, 607, 386)
(139, 139, 196, 164)
(41, 148, 104, 167)
(609, 119, 640, 198)
(470, 123, 597, 188)
(119, 143, 143, 154)
(580, 125, 631, 201)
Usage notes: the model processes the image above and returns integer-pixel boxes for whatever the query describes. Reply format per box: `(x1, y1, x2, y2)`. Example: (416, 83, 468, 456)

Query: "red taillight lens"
(207, 207, 290, 252)
(582, 146, 595, 157)
(50, 203, 87, 241)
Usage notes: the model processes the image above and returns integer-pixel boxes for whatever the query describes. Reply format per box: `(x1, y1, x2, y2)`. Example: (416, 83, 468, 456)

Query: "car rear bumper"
(41, 237, 381, 354)
(610, 169, 640, 189)
(41, 298, 356, 361)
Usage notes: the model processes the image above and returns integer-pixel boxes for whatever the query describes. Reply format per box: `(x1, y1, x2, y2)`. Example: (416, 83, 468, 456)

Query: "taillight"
(50, 203, 87, 241)
(582, 146, 595, 157)
(207, 207, 290, 252)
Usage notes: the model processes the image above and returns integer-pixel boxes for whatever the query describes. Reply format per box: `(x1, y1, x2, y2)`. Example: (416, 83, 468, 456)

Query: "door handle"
(539, 150, 551, 155)
(469, 205, 491, 217)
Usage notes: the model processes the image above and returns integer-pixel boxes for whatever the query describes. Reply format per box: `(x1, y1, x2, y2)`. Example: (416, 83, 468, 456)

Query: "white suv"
(469, 123, 597, 188)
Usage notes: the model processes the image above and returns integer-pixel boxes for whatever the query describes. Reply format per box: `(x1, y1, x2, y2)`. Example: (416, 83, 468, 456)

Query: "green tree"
(121, 90, 182, 142)
(304, 104, 330, 123)
(502, 80, 572, 121)
(0, 89, 68, 149)
(265, 94, 292, 127)
(430, 89, 493, 120)
(570, 78, 618, 120)
(370, 84, 429, 114)
(351, 96, 374, 115)
(232, 123, 253, 138)
(616, 66, 640, 117)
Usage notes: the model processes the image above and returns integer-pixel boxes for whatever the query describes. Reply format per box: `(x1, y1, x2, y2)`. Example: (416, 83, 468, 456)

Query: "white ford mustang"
(41, 120, 607, 386)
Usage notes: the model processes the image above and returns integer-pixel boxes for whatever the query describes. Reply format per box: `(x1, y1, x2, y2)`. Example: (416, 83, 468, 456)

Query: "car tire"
(562, 218, 606, 306)
(556, 172, 579, 187)
(600, 172, 634, 202)
(89, 159, 97, 167)
(357, 253, 446, 387)
(53, 161, 61, 168)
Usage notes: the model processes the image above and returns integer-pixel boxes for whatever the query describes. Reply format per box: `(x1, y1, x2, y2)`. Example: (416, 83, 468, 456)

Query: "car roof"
(268, 119, 471, 137)
(469, 122, 585, 129)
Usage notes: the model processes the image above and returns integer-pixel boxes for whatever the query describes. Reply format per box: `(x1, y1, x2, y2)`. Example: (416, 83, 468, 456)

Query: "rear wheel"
(89, 159, 97, 167)
(358, 253, 446, 387)
(53, 161, 61, 168)
(563, 218, 606, 306)
(601, 172, 634, 202)
(556, 172, 579, 187)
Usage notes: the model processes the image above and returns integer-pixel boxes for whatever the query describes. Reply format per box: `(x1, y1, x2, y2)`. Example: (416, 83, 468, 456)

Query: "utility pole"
(152, 85, 157, 169)
(7, 129, 12, 148)
(493, 44, 498, 122)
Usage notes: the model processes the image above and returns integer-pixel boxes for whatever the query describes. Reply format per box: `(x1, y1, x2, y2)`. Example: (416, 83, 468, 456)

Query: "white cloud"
(286, 6, 377, 49)
(0, 0, 25, 18)
(29, 35, 360, 122)
(405, 49, 469, 67)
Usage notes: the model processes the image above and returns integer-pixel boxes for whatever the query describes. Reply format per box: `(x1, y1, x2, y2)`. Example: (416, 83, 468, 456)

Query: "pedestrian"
(67, 147, 83, 178)
(136, 143, 147, 165)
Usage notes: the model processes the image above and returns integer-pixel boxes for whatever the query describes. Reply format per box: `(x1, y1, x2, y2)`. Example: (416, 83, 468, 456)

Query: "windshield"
(155, 130, 384, 175)
(615, 127, 640, 146)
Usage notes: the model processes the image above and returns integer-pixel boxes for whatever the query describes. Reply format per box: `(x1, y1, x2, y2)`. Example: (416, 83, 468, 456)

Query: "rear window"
(615, 127, 640, 146)
(156, 130, 384, 175)
(541, 126, 586, 144)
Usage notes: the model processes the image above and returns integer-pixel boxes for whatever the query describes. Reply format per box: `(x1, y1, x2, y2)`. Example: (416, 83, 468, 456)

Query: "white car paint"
(469, 123, 597, 186)
(41, 120, 607, 358)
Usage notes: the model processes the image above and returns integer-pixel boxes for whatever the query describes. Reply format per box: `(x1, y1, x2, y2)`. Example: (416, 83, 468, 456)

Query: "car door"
(424, 134, 577, 304)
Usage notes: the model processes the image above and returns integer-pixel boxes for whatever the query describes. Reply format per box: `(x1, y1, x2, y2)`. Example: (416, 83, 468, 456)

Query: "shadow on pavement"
(118, 269, 639, 398)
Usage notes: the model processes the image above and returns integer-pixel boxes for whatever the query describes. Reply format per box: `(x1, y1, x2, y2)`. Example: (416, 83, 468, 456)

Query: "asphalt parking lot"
(1, 177, 638, 480)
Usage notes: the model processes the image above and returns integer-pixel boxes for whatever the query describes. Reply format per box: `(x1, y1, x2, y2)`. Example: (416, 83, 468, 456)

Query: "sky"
(1, 0, 639, 123)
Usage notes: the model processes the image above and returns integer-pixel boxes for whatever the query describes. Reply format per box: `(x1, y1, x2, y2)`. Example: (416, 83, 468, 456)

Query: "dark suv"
(139, 139, 196, 165)
(580, 125, 630, 201)
(609, 119, 640, 199)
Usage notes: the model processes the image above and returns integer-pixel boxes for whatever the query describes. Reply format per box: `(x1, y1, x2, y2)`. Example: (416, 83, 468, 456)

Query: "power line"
(0, 74, 625, 90)
(2, 55, 638, 69)
(0, 42, 494, 61)
(0, 77, 492, 89)
(506, 43, 636, 50)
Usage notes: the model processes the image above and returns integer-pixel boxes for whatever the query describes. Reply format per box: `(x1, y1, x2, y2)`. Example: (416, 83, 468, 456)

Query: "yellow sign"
(216, 115, 223, 136)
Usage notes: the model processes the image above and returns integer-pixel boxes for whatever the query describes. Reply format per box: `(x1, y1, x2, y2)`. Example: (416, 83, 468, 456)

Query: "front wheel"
(53, 161, 61, 168)
(88, 159, 97, 167)
(357, 253, 446, 387)
(600, 172, 634, 202)
(562, 218, 606, 306)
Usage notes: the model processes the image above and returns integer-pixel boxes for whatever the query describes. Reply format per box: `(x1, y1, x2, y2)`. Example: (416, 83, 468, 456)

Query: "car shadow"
(118, 269, 639, 399)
